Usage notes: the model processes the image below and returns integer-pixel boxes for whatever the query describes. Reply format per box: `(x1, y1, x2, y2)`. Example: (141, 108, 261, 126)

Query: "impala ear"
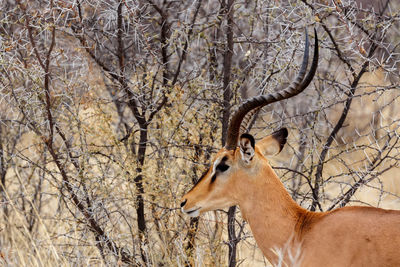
(257, 128, 288, 156)
(239, 133, 255, 164)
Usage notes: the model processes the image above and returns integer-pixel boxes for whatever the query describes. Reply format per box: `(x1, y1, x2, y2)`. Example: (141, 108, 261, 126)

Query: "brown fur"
(181, 133, 400, 266)
(294, 210, 323, 239)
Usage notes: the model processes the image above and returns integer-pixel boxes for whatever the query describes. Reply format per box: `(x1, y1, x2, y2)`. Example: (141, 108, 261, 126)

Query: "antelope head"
(181, 29, 318, 217)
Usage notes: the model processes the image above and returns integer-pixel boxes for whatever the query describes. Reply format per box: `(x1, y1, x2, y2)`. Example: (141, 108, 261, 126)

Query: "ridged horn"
(225, 28, 319, 150)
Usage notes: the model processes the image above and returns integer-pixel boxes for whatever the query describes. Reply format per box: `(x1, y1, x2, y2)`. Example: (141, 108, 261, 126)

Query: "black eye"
(216, 163, 229, 172)
(211, 159, 229, 183)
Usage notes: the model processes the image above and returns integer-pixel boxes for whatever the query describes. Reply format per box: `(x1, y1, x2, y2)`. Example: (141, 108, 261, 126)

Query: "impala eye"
(211, 157, 230, 183)
(216, 163, 229, 172)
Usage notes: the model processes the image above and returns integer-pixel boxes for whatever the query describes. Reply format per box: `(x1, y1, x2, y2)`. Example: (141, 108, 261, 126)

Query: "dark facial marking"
(216, 156, 229, 172)
(211, 173, 217, 183)
(216, 163, 229, 172)
(211, 156, 230, 183)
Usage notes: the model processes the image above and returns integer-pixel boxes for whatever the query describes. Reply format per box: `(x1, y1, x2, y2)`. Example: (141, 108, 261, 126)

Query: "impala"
(180, 29, 400, 266)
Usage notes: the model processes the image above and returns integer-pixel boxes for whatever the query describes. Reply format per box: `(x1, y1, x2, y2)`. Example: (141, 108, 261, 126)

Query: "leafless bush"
(0, 0, 399, 266)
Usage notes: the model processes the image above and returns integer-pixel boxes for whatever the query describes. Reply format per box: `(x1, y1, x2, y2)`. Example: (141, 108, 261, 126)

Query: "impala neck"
(236, 161, 307, 263)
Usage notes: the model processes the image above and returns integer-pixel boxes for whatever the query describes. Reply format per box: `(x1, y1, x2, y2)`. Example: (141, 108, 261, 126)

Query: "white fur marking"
(240, 138, 254, 164)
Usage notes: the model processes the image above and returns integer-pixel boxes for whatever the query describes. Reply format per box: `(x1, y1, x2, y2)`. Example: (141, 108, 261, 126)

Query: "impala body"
(180, 30, 400, 266)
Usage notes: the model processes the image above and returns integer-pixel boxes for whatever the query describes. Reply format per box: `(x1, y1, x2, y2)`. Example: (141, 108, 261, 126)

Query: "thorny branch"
(1, 0, 399, 266)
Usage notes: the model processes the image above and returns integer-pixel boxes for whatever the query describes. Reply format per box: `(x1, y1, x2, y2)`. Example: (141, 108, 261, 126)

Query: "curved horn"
(225, 28, 319, 150)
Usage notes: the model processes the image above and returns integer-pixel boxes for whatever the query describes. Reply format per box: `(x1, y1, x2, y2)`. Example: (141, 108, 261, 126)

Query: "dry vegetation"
(0, 0, 399, 266)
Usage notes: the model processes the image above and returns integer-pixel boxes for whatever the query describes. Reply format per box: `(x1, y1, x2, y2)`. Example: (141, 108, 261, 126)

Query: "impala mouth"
(181, 207, 201, 217)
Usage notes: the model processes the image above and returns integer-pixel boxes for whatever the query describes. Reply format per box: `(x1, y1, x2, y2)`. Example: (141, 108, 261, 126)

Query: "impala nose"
(180, 199, 187, 208)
